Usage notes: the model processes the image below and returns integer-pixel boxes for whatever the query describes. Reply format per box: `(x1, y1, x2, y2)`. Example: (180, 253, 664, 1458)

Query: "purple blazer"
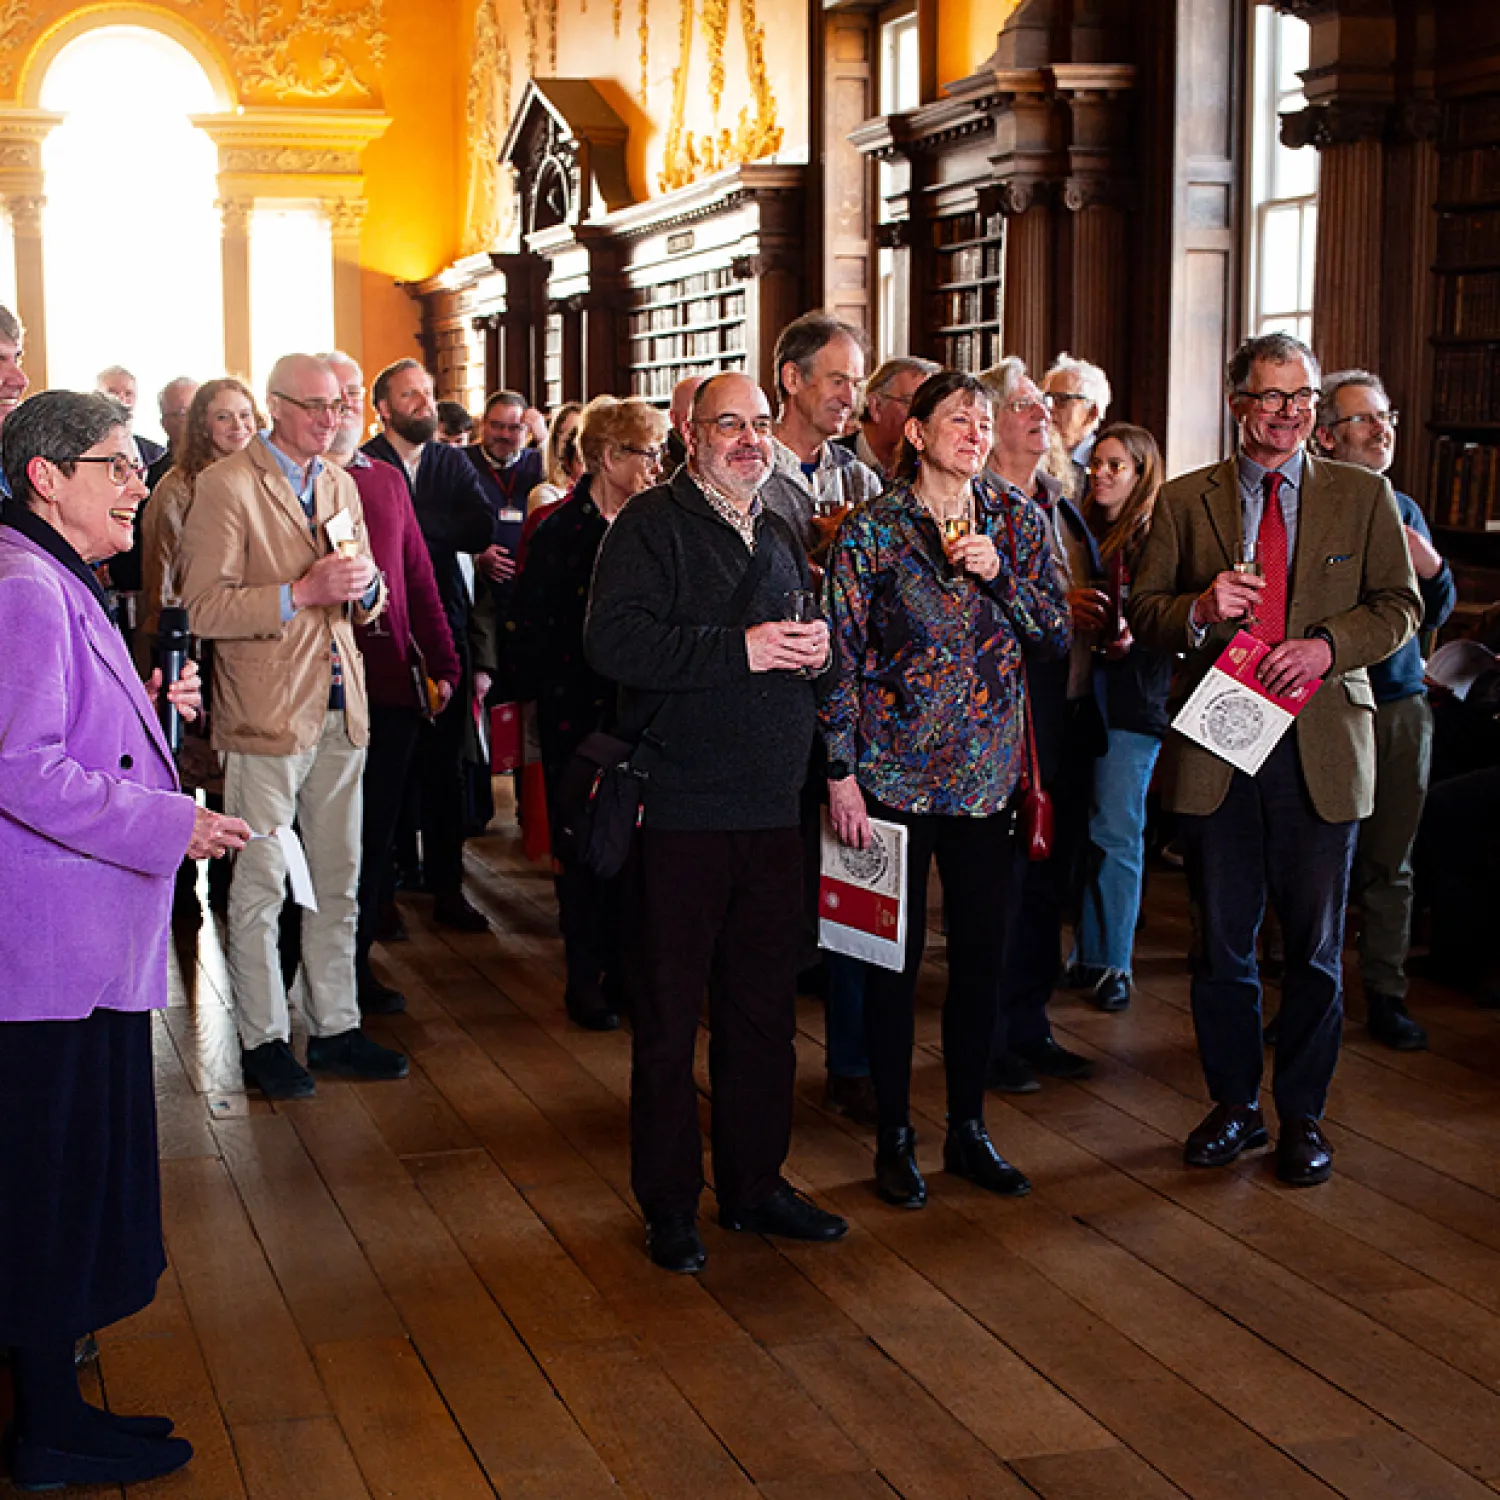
(0, 529, 197, 1023)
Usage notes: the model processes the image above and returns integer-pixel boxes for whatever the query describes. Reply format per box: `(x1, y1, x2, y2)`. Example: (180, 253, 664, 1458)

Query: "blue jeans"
(1075, 729, 1161, 977)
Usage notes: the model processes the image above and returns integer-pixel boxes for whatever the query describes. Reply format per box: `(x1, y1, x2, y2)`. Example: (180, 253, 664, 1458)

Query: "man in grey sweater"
(585, 372, 848, 1274)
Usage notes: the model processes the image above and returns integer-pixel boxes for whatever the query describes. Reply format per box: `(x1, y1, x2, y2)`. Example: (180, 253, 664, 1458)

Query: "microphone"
(155, 606, 191, 755)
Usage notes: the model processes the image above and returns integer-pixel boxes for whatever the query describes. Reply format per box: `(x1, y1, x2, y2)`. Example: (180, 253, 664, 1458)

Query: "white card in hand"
(274, 825, 319, 911)
(324, 507, 357, 556)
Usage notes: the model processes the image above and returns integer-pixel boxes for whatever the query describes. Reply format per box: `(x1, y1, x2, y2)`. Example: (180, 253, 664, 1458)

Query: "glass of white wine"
(1234, 536, 1260, 623)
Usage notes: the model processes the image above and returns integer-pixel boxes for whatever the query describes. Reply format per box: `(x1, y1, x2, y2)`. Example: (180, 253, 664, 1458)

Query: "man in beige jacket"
(1129, 332, 1420, 1188)
(180, 354, 406, 1099)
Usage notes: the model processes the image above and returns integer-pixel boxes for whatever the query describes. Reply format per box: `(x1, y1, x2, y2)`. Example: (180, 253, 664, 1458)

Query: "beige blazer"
(1128, 452, 1420, 823)
(178, 438, 385, 755)
(138, 466, 192, 651)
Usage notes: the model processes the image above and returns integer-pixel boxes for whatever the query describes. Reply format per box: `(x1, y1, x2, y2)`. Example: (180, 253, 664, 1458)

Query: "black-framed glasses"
(1326, 409, 1400, 431)
(272, 391, 348, 418)
(1234, 386, 1317, 413)
(70, 454, 148, 486)
(698, 414, 774, 437)
(621, 444, 664, 464)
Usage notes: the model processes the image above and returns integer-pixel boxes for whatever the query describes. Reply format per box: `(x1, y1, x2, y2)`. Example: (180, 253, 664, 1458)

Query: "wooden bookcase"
(622, 266, 748, 403)
(928, 209, 1005, 373)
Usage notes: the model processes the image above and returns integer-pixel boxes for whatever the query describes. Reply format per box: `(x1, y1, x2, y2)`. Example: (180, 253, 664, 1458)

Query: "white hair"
(978, 356, 1029, 406)
(1044, 351, 1112, 418)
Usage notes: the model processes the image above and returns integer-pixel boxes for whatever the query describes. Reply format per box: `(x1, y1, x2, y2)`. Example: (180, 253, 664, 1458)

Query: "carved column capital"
(1281, 100, 1392, 151)
(5, 195, 44, 235)
(217, 198, 254, 236)
(323, 197, 368, 238)
(996, 179, 1047, 217)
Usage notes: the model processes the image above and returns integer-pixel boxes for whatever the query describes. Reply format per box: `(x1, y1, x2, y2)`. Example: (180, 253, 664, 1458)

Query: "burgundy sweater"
(349, 452, 461, 707)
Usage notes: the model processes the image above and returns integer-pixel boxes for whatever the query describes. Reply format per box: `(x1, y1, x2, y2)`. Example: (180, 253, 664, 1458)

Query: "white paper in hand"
(324, 507, 357, 557)
(274, 825, 319, 911)
(818, 812, 908, 972)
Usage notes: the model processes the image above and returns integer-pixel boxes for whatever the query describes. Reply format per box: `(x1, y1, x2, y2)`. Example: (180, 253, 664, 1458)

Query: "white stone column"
(5, 193, 47, 386)
(324, 197, 368, 365)
(217, 196, 253, 382)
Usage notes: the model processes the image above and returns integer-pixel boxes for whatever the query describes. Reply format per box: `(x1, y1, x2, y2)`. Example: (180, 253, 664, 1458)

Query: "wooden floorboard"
(6, 817, 1500, 1500)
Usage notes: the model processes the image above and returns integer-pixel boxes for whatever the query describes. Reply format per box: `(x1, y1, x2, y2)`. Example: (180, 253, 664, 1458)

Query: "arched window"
(39, 25, 224, 442)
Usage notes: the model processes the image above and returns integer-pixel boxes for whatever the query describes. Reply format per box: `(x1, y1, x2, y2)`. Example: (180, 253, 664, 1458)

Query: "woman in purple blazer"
(0, 391, 249, 1492)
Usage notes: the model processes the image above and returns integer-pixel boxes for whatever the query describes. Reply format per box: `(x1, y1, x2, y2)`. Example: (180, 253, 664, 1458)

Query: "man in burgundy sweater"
(325, 351, 461, 1013)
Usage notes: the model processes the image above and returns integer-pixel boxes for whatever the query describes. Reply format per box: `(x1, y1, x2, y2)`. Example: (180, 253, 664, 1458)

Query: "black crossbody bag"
(555, 541, 775, 879)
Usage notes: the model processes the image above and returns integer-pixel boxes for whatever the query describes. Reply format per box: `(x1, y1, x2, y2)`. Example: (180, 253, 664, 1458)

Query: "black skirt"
(0, 1007, 165, 1347)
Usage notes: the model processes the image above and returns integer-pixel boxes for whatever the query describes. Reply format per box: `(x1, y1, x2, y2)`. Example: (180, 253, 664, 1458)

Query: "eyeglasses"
(621, 444, 664, 464)
(1001, 398, 1047, 416)
(1234, 386, 1317, 413)
(273, 391, 348, 419)
(1325, 409, 1400, 431)
(70, 453, 148, 486)
(1043, 392, 1089, 409)
(1087, 457, 1135, 477)
(698, 414, 774, 437)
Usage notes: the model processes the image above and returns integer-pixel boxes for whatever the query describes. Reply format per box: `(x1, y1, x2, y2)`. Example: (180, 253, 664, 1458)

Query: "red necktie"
(1252, 471, 1288, 646)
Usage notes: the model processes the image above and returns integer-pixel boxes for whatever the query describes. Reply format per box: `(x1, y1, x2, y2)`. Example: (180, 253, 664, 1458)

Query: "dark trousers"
(546, 780, 623, 1006)
(357, 705, 424, 974)
(995, 699, 1097, 1056)
(415, 684, 469, 895)
(629, 826, 802, 1219)
(1178, 734, 1357, 1121)
(863, 801, 1015, 1131)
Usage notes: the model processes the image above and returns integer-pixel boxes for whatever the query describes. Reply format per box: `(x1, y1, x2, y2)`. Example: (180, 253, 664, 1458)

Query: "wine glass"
(1233, 536, 1260, 624)
(783, 589, 818, 624)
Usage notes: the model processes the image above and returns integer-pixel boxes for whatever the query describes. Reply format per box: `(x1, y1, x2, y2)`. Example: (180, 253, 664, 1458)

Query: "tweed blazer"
(179, 438, 385, 755)
(1128, 452, 1420, 823)
(0, 529, 197, 1022)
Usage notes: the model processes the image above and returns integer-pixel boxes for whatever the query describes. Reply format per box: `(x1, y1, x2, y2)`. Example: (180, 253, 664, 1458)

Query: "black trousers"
(357, 705, 424, 974)
(629, 826, 802, 1219)
(415, 682, 469, 896)
(863, 799, 1016, 1132)
(545, 779, 623, 1005)
(1179, 734, 1357, 1121)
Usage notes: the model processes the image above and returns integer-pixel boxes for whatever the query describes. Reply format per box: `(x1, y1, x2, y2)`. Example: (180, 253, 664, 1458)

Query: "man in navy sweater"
(1313, 370, 1456, 1050)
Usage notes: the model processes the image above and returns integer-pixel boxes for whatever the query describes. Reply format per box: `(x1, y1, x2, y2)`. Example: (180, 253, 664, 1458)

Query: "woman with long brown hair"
(1071, 421, 1172, 1012)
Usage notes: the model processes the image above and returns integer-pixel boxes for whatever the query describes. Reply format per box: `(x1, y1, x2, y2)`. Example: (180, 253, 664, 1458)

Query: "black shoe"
(986, 1051, 1041, 1094)
(645, 1213, 706, 1274)
(73, 1334, 98, 1367)
(1062, 963, 1105, 991)
(1015, 1037, 1094, 1081)
(874, 1126, 927, 1208)
(824, 1074, 879, 1131)
(564, 986, 620, 1032)
(1091, 971, 1131, 1012)
(1183, 1103, 1268, 1167)
(375, 900, 409, 943)
(241, 1039, 316, 1100)
(1365, 991, 1427, 1051)
(305, 1029, 410, 1081)
(720, 1183, 848, 1241)
(11, 1432, 194, 1491)
(433, 890, 488, 933)
(943, 1119, 1030, 1197)
(358, 971, 407, 1016)
(1262, 1012, 1280, 1048)
(1276, 1116, 1332, 1186)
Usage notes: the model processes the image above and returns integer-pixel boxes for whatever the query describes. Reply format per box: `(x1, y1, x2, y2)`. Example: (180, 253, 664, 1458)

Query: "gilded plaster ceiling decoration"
(0, 1, 33, 93)
(463, 0, 515, 254)
(659, 0, 781, 192)
(206, 0, 387, 101)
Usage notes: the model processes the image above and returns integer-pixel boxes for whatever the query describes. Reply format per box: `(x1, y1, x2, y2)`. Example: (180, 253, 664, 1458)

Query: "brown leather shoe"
(1275, 1116, 1332, 1186)
(1183, 1103, 1268, 1167)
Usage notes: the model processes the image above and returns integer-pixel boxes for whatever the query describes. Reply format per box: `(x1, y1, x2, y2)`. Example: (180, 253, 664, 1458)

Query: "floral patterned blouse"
(820, 475, 1072, 817)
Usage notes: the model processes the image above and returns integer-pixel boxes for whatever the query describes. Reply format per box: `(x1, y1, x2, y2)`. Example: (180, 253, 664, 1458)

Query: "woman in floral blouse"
(822, 368, 1071, 1208)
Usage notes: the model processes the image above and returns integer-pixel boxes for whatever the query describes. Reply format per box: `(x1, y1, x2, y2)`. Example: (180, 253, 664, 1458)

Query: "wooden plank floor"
(7, 803, 1500, 1500)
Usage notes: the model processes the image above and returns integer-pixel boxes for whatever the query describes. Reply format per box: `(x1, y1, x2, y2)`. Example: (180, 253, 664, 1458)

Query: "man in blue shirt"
(1313, 370, 1456, 1051)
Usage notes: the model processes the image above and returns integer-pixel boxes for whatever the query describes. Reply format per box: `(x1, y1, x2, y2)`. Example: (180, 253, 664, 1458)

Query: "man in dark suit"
(363, 359, 495, 933)
(1130, 332, 1421, 1186)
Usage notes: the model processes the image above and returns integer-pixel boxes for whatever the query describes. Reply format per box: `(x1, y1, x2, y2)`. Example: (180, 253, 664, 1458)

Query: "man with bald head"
(586, 371, 848, 1274)
(662, 374, 705, 477)
(181, 353, 409, 1101)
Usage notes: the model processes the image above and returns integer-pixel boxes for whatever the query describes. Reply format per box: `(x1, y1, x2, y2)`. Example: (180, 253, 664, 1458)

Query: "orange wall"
(937, 0, 1021, 92)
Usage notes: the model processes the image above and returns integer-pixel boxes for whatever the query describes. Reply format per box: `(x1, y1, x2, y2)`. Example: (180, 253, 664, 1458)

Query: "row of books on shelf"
(638, 267, 737, 304)
(1428, 438, 1500, 531)
(1436, 271, 1500, 339)
(942, 329, 1004, 375)
(629, 355, 747, 400)
(630, 294, 746, 335)
(934, 286, 1000, 329)
(1432, 346, 1500, 425)
(1439, 146, 1500, 206)
(1436, 208, 1500, 268)
(936, 244, 1003, 284)
(932, 213, 988, 248)
(639, 329, 746, 363)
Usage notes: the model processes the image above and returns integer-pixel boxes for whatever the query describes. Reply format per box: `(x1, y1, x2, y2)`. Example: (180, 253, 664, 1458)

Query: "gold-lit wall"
(937, 0, 1023, 94)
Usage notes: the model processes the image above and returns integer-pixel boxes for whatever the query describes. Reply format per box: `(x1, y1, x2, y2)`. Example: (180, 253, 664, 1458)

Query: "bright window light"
(40, 26, 224, 444)
(0, 214, 14, 312)
(249, 205, 335, 398)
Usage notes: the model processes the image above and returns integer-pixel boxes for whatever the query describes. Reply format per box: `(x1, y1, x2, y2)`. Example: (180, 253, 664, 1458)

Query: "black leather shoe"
(874, 1126, 927, 1208)
(986, 1051, 1041, 1094)
(720, 1183, 848, 1241)
(565, 988, 620, 1032)
(11, 1432, 194, 1491)
(1276, 1116, 1332, 1186)
(1015, 1037, 1095, 1081)
(358, 972, 407, 1016)
(1183, 1103, 1268, 1167)
(306, 1029, 410, 1081)
(824, 1074, 879, 1130)
(241, 1040, 316, 1100)
(645, 1213, 706, 1274)
(1062, 963, 1105, 991)
(1091, 972, 1131, 1013)
(1365, 991, 1427, 1052)
(943, 1119, 1031, 1197)
(433, 890, 489, 932)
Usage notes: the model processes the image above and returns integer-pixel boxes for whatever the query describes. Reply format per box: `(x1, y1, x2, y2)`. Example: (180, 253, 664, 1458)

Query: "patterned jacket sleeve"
(988, 494, 1072, 659)
(818, 510, 875, 771)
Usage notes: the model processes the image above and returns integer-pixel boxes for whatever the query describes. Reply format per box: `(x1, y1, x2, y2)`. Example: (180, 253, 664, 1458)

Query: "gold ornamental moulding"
(192, 106, 389, 201)
(0, 0, 386, 104)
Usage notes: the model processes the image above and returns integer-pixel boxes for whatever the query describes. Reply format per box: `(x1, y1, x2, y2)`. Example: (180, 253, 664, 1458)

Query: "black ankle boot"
(943, 1119, 1031, 1197)
(874, 1125, 927, 1208)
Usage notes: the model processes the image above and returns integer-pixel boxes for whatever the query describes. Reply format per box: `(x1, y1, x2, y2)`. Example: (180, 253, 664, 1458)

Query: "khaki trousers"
(225, 712, 365, 1050)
